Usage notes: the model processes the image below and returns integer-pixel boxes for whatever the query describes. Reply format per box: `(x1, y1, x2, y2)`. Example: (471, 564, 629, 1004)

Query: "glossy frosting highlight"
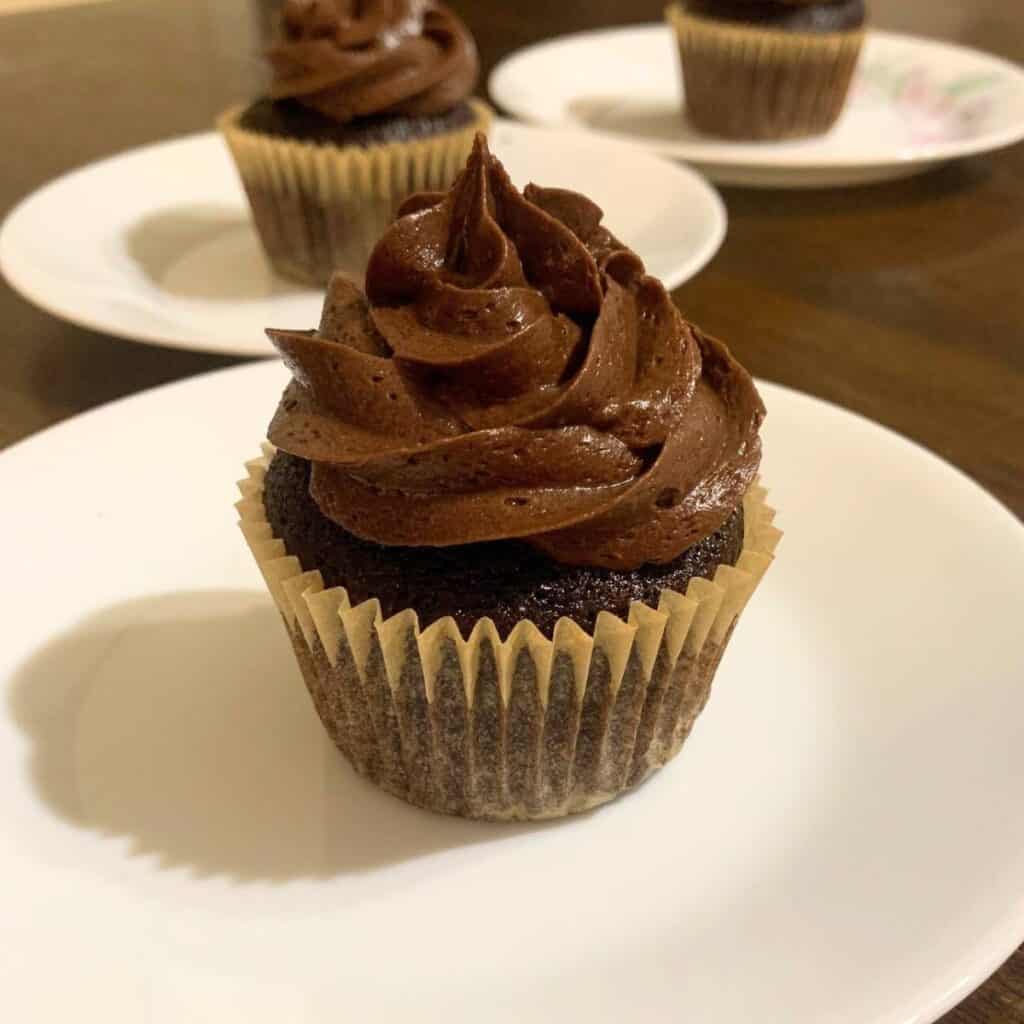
(267, 136, 765, 570)
(268, 0, 479, 121)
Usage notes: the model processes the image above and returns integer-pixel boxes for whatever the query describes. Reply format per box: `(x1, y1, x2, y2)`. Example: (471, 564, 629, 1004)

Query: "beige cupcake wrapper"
(666, 4, 864, 140)
(218, 99, 493, 286)
(236, 446, 781, 821)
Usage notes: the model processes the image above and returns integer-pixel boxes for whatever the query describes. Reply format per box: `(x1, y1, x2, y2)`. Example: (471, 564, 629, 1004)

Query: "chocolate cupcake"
(220, 0, 491, 285)
(666, 0, 867, 140)
(237, 136, 781, 820)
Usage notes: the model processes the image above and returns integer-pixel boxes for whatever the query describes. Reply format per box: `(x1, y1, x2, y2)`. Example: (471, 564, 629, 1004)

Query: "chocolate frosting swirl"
(267, 0, 479, 122)
(266, 136, 765, 570)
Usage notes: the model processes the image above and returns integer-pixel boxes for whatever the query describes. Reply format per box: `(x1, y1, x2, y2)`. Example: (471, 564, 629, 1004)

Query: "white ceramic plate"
(2, 362, 1023, 1023)
(0, 119, 725, 357)
(490, 27, 1024, 187)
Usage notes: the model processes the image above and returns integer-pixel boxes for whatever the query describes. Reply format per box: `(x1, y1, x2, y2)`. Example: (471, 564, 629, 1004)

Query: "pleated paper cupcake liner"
(218, 99, 493, 286)
(237, 446, 781, 821)
(666, 4, 864, 140)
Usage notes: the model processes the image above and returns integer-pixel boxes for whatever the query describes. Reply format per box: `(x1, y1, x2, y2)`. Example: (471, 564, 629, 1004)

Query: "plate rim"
(0, 120, 726, 358)
(1, 360, 1023, 1024)
(0, 131, 273, 358)
(489, 25, 1024, 169)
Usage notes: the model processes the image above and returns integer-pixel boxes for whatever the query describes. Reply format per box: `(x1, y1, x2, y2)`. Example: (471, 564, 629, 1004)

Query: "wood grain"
(0, 1, 1021, 1018)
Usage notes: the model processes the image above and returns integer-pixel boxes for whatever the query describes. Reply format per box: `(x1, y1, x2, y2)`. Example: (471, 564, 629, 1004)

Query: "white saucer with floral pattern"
(491, 27, 1024, 186)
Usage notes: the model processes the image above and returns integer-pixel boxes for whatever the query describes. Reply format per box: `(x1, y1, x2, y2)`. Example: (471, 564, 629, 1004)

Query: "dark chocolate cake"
(238, 98, 478, 148)
(264, 450, 745, 635)
(684, 0, 866, 33)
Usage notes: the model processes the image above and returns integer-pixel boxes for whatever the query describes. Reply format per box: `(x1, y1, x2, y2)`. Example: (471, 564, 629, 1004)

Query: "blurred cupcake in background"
(221, 0, 492, 285)
(666, 1, 867, 140)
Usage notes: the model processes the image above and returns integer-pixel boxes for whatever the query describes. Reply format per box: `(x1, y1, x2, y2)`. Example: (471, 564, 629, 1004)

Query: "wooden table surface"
(0, 1, 1021, 1019)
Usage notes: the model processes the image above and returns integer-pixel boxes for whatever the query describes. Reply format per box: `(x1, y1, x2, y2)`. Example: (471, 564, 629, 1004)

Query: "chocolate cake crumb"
(263, 450, 745, 637)
(238, 98, 477, 147)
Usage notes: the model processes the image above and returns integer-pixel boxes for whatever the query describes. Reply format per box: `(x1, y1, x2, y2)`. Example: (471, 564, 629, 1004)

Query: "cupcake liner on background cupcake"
(219, 99, 491, 286)
(666, 1, 866, 140)
(237, 136, 778, 821)
(238, 451, 780, 821)
(220, 0, 491, 285)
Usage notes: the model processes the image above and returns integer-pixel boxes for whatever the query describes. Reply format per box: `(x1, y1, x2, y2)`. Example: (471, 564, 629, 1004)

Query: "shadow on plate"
(124, 204, 310, 302)
(8, 590, 539, 882)
(567, 95, 686, 142)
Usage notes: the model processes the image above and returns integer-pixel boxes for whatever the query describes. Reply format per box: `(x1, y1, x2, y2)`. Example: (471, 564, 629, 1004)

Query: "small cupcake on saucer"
(666, 0, 867, 139)
(220, 0, 492, 284)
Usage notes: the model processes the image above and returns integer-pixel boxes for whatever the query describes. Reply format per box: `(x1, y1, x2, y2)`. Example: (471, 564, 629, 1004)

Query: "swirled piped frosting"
(267, 0, 479, 121)
(266, 135, 765, 570)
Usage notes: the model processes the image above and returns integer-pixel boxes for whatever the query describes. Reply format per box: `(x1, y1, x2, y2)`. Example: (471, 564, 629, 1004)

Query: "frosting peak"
(268, 0, 479, 122)
(267, 136, 765, 570)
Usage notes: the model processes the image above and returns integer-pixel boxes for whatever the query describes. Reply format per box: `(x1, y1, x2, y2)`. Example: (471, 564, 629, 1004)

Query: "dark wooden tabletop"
(0, 1, 1021, 1018)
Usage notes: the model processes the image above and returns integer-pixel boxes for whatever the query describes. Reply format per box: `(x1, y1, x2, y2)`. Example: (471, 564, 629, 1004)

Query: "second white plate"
(490, 27, 1024, 187)
(0, 119, 726, 358)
